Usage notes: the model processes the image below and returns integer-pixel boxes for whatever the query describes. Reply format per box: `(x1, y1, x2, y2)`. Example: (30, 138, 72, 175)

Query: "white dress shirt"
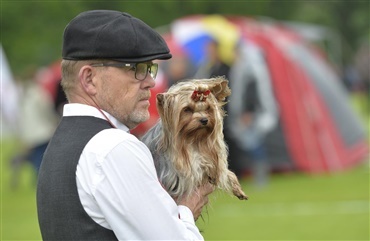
(63, 104, 203, 240)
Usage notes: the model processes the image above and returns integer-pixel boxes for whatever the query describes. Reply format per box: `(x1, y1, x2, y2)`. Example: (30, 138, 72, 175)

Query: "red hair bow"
(191, 89, 211, 102)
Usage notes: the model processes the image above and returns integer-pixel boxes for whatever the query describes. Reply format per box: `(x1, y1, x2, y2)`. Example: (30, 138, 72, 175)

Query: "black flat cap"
(62, 10, 172, 62)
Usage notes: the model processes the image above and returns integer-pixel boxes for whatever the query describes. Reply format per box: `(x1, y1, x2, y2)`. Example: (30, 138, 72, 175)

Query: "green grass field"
(199, 165, 369, 240)
(1, 138, 369, 241)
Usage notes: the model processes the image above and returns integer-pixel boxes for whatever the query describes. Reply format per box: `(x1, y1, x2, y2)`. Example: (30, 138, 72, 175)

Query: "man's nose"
(142, 74, 156, 89)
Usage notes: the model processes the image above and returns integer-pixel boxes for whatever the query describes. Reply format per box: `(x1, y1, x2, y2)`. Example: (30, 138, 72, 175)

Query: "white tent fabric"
(1, 44, 20, 137)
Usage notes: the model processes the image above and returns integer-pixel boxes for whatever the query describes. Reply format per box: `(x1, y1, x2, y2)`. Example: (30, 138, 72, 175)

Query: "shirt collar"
(63, 103, 130, 133)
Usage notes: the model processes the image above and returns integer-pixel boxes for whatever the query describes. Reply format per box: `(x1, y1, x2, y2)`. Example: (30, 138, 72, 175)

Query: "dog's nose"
(200, 118, 208, 125)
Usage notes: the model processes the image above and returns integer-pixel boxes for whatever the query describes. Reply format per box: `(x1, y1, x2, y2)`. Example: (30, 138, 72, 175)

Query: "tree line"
(1, 1, 368, 79)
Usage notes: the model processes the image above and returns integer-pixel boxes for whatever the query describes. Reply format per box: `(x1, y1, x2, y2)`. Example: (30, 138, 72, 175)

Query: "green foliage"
(1, 1, 369, 77)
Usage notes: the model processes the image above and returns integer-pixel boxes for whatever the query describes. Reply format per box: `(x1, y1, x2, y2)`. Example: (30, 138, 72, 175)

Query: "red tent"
(152, 15, 368, 173)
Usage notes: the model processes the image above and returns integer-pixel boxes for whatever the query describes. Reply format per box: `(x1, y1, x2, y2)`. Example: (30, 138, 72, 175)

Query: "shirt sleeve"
(92, 136, 204, 240)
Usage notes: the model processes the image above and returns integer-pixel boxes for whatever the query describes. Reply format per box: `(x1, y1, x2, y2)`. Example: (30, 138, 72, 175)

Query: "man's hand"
(177, 183, 215, 221)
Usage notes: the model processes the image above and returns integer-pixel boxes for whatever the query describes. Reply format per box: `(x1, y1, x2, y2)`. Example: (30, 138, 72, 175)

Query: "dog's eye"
(183, 107, 193, 113)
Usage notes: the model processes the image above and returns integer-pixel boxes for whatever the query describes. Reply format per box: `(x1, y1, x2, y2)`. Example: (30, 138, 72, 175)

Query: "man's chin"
(131, 111, 150, 125)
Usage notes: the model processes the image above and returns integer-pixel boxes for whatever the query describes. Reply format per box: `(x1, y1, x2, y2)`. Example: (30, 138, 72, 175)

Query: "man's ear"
(78, 65, 97, 96)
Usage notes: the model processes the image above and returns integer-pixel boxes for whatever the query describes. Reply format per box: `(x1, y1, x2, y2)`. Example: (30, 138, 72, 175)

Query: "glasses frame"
(90, 62, 158, 81)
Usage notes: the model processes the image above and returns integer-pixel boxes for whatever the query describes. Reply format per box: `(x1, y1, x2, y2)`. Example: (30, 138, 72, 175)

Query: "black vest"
(37, 116, 118, 241)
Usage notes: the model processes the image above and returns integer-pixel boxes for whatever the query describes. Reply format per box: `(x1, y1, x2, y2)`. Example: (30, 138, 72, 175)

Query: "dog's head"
(156, 77, 231, 140)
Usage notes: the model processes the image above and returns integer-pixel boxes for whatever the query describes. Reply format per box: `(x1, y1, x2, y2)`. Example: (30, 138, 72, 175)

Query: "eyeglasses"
(90, 62, 159, 81)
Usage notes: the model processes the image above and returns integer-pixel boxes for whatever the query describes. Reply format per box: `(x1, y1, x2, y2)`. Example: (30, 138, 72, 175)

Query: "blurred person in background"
(227, 40, 278, 187)
(194, 38, 231, 79)
(165, 55, 196, 86)
(352, 41, 369, 119)
(36, 60, 67, 117)
(10, 66, 59, 185)
(352, 41, 369, 94)
(37, 10, 213, 241)
(228, 41, 278, 187)
(193, 38, 245, 177)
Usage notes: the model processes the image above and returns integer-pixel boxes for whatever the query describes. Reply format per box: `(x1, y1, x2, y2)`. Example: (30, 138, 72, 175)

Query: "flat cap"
(62, 10, 172, 62)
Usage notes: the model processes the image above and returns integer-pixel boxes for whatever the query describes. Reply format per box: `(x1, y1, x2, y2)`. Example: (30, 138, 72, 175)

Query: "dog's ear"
(156, 93, 165, 118)
(156, 93, 169, 117)
(156, 93, 166, 113)
(209, 77, 231, 101)
(157, 93, 165, 107)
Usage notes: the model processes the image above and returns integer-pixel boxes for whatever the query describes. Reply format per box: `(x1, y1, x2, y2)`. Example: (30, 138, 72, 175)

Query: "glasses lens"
(149, 63, 158, 80)
(135, 63, 147, 80)
(135, 63, 158, 80)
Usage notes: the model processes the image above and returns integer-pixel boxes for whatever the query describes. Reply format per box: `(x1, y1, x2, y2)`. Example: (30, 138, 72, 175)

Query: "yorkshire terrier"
(142, 77, 248, 202)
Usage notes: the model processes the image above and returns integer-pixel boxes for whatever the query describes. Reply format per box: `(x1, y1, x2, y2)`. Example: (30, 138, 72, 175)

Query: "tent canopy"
(157, 15, 368, 173)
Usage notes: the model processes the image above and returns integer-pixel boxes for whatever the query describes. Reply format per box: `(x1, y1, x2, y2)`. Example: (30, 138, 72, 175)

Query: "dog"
(141, 77, 248, 202)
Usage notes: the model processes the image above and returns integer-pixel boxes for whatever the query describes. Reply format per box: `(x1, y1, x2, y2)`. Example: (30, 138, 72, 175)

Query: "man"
(228, 39, 278, 185)
(193, 38, 243, 177)
(37, 10, 213, 240)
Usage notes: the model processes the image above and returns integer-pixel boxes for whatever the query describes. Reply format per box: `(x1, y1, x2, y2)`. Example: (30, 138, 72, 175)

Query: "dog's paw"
(237, 192, 248, 200)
